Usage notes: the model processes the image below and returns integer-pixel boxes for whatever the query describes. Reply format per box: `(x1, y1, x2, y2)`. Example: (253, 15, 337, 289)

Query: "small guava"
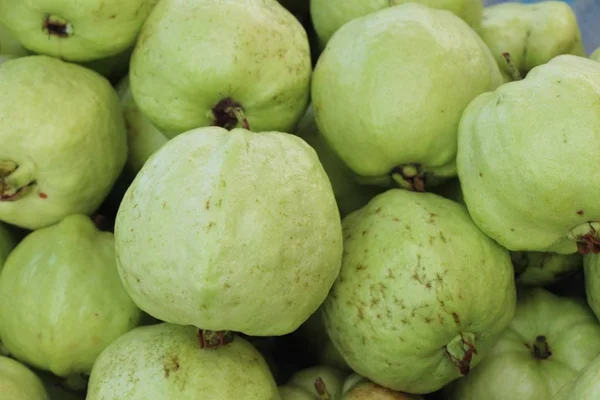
(591, 47, 600, 62)
(279, 366, 347, 400)
(0, 55, 127, 230)
(0, 222, 15, 267)
(86, 323, 280, 400)
(0, 356, 49, 400)
(512, 251, 582, 286)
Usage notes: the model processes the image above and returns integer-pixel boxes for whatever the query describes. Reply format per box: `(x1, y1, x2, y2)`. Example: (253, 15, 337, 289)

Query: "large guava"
(0, 22, 27, 57)
(0, 55, 127, 230)
(115, 127, 342, 337)
(0, 223, 15, 267)
(86, 323, 280, 399)
(0, 214, 142, 382)
(311, 3, 502, 190)
(446, 288, 600, 399)
(322, 189, 517, 394)
(457, 55, 600, 255)
(553, 353, 600, 400)
(0, 356, 49, 400)
(278, 366, 346, 400)
(130, 0, 312, 137)
(0, 0, 159, 62)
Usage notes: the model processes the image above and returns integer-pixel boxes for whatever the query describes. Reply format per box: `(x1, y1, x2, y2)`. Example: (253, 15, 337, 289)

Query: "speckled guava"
(311, 3, 502, 190)
(0, 0, 159, 62)
(591, 47, 600, 62)
(0, 356, 49, 400)
(322, 189, 516, 394)
(0, 22, 27, 57)
(553, 353, 600, 400)
(457, 55, 600, 255)
(0, 55, 127, 230)
(0, 214, 142, 382)
(512, 251, 582, 286)
(0, 223, 15, 268)
(584, 253, 600, 320)
(279, 366, 346, 400)
(478, 1, 586, 82)
(87, 323, 280, 400)
(115, 127, 342, 337)
(446, 288, 600, 400)
(341, 375, 424, 400)
(130, 0, 311, 137)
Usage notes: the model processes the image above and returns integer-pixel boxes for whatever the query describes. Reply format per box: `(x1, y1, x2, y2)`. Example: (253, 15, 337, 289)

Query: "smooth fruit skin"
(584, 254, 600, 320)
(86, 323, 280, 400)
(0, 356, 49, 400)
(0, 214, 142, 378)
(130, 0, 311, 137)
(311, 3, 502, 187)
(457, 55, 600, 254)
(115, 127, 342, 336)
(553, 353, 600, 400)
(0, 0, 159, 62)
(0, 55, 127, 230)
(322, 189, 516, 394)
(446, 288, 600, 400)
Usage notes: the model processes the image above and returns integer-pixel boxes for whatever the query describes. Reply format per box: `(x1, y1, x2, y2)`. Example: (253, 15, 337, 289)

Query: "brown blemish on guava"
(452, 312, 461, 325)
(479, 172, 483, 177)
(575, 224, 600, 255)
(439, 232, 447, 243)
(361, 230, 367, 236)
(356, 305, 365, 320)
(356, 264, 367, 271)
(163, 356, 180, 378)
(577, 210, 584, 215)
(109, 14, 116, 19)
(39, 192, 48, 199)
(205, 200, 210, 210)
(393, 217, 400, 222)
(224, 283, 230, 289)
(207, 221, 215, 229)
(375, 207, 382, 214)
(386, 269, 394, 279)
(211, 98, 249, 130)
(43, 16, 70, 38)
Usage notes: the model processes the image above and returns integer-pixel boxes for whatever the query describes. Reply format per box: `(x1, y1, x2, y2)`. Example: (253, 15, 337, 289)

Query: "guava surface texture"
(0, 356, 49, 400)
(115, 127, 342, 336)
(553, 353, 600, 400)
(591, 47, 600, 62)
(322, 189, 517, 394)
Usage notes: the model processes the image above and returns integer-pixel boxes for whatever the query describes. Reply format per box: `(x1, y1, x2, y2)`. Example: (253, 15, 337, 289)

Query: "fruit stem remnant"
(391, 164, 426, 192)
(211, 98, 251, 131)
(197, 329, 234, 349)
(502, 52, 523, 81)
(43, 15, 73, 38)
(0, 161, 35, 201)
(532, 335, 552, 360)
(314, 377, 332, 400)
(569, 222, 600, 255)
(444, 332, 477, 375)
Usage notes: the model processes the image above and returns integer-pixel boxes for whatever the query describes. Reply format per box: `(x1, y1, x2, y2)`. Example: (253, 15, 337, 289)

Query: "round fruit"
(512, 251, 582, 286)
(0, 356, 49, 400)
(279, 366, 346, 400)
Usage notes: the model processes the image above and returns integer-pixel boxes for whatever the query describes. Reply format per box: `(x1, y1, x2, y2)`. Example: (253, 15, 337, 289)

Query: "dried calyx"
(211, 98, 250, 131)
(569, 222, 600, 255)
(197, 329, 234, 349)
(502, 52, 524, 81)
(43, 15, 73, 38)
(444, 332, 477, 375)
(531, 335, 552, 360)
(0, 161, 35, 201)
(391, 164, 426, 192)
(314, 377, 332, 400)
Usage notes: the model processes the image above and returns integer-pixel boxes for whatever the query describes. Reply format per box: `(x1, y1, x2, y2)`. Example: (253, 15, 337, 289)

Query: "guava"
(446, 288, 600, 400)
(87, 323, 280, 399)
(341, 375, 423, 400)
(310, 0, 483, 49)
(478, 1, 586, 82)
(591, 47, 600, 62)
(0, 55, 127, 230)
(512, 252, 582, 286)
(130, 0, 312, 137)
(279, 366, 346, 400)
(38, 370, 87, 400)
(322, 189, 517, 394)
(584, 253, 600, 320)
(553, 353, 600, 400)
(0, 214, 142, 382)
(115, 76, 168, 174)
(457, 55, 600, 255)
(0, 22, 27, 57)
(114, 127, 343, 337)
(0, 222, 15, 267)
(0, 0, 159, 62)
(0, 356, 49, 400)
(311, 3, 502, 190)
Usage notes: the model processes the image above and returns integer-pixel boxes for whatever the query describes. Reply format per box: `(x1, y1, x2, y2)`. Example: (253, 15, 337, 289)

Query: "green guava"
(0, 0, 159, 62)
(446, 288, 600, 400)
(0, 214, 142, 381)
(0, 22, 27, 57)
(0, 223, 15, 267)
(115, 76, 168, 174)
(478, 1, 586, 82)
(553, 353, 600, 400)
(279, 366, 346, 400)
(0, 356, 49, 400)
(512, 251, 582, 286)
(457, 55, 600, 255)
(0, 55, 127, 230)
(130, 0, 312, 137)
(114, 127, 343, 337)
(341, 375, 424, 400)
(591, 47, 600, 62)
(311, 3, 502, 190)
(87, 323, 280, 399)
(310, 0, 483, 49)
(322, 189, 517, 394)
(584, 253, 600, 320)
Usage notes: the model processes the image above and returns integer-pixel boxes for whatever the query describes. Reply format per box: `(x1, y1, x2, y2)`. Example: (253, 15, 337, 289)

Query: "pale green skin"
(584, 254, 600, 321)
(342, 377, 424, 400)
(0, 222, 15, 267)
(553, 353, 600, 400)
(130, 0, 312, 137)
(279, 366, 346, 400)
(457, 55, 600, 254)
(0, 54, 16, 64)
(311, 3, 502, 187)
(512, 251, 582, 286)
(310, 0, 483, 49)
(591, 47, 600, 62)
(322, 189, 517, 394)
(87, 323, 280, 400)
(115, 127, 343, 336)
(0, 22, 28, 56)
(0, 55, 127, 230)
(0, 214, 142, 378)
(446, 288, 600, 400)
(116, 76, 168, 174)
(0, 0, 159, 62)
(0, 356, 49, 400)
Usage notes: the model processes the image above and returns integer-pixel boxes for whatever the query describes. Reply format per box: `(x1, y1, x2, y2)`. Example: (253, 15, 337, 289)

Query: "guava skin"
(311, 3, 503, 189)
(457, 55, 600, 254)
(553, 353, 600, 400)
(0, 214, 142, 379)
(478, 1, 586, 82)
(115, 127, 343, 336)
(0, 222, 15, 268)
(279, 366, 347, 400)
(446, 288, 600, 400)
(0, 22, 27, 57)
(322, 189, 517, 394)
(0, 55, 127, 230)
(130, 0, 312, 137)
(584, 254, 600, 320)
(591, 47, 600, 62)
(0, 356, 50, 400)
(86, 323, 280, 400)
(0, 0, 159, 62)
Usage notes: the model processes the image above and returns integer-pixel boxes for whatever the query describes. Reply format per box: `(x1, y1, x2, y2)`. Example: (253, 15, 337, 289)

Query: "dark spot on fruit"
(162, 201, 167, 209)
(205, 200, 210, 210)
(452, 312, 461, 325)
(439, 232, 447, 243)
(375, 207, 381, 214)
(425, 282, 432, 289)
(39, 192, 48, 199)
(479, 172, 483, 177)
(386, 269, 394, 279)
(393, 217, 399, 222)
(211, 98, 247, 130)
(424, 317, 432, 324)
(224, 283, 230, 289)
(43, 16, 69, 37)
(362, 230, 367, 236)
(109, 14, 116, 19)
(356, 264, 366, 271)
(207, 221, 215, 229)
(356, 306, 365, 320)
(577, 210, 584, 215)
(163, 356, 180, 378)
(401, 318, 408, 324)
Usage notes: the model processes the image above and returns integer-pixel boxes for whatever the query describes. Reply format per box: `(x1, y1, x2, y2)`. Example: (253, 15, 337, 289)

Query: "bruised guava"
(0, 55, 127, 230)
(279, 366, 346, 400)
(0, 356, 49, 400)
(87, 323, 280, 399)
(322, 190, 516, 394)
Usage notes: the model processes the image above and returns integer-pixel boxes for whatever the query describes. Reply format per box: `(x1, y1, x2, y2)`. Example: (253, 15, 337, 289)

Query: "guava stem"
(502, 52, 523, 81)
(568, 222, 600, 255)
(0, 161, 36, 201)
(532, 335, 552, 359)
(227, 106, 251, 131)
(444, 332, 477, 375)
(211, 97, 251, 131)
(314, 377, 332, 400)
(390, 164, 426, 192)
(197, 329, 234, 350)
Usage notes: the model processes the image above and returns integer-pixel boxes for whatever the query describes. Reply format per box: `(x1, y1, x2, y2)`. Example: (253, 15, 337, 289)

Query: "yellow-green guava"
(130, 0, 312, 137)
(114, 127, 343, 337)
(86, 323, 280, 400)
(553, 353, 600, 400)
(0, 55, 127, 230)
(0, 214, 142, 381)
(311, 3, 502, 190)
(0, 0, 159, 62)
(279, 366, 346, 400)
(0, 22, 27, 57)
(0, 356, 49, 400)
(457, 55, 600, 255)
(322, 189, 516, 394)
